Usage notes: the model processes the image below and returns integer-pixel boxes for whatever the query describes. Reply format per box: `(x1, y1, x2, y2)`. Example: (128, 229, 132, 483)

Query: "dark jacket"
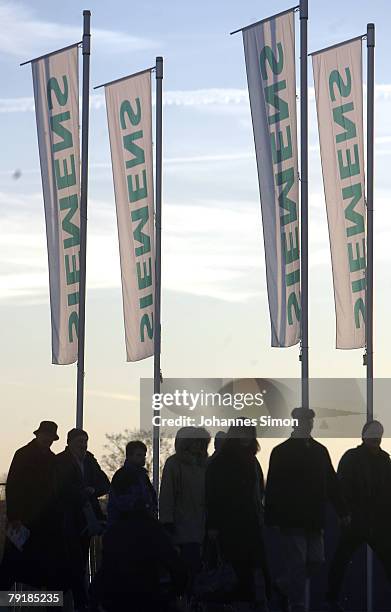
(338, 444, 391, 532)
(3, 440, 66, 589)
(6, 439, 59, 532)
(206, 450, 265, 564)
(56, 448, 110, 534)
(90, 510, 186, 610)
(265, 437, 346, 531)
(107, 461, 157, 527)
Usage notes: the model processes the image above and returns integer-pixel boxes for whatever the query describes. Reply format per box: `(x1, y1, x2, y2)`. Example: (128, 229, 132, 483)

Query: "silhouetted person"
(90, 502, 186, 612)
(0, 421, 66, 589)
(327, 420, 391, 611)
(107, 440, 157, 527)
(56, 428, 110, 611)
(208, 430, 226, 463)
(206, 425, 269, 611)
(265, 408, 348, 612)
(159, 426, 210, 577)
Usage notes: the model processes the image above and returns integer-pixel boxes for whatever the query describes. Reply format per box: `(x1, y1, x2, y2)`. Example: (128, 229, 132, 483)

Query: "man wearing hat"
(0, 421, 65, 589)
(265, 408, 348, 612)
(56, 428, 110, 611)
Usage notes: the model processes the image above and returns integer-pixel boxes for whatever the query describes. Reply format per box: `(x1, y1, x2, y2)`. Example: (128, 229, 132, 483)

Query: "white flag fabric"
(32, 46, 80, 364)
(312, 39, 366, 348)
(105, 71, 155, 361)
(243, 11, 300, 347)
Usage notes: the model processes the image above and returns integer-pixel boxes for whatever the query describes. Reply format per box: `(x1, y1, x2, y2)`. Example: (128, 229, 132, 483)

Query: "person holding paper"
(0, 421, 65, 589)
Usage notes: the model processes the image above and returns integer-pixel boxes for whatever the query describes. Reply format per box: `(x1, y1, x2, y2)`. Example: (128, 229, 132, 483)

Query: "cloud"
(3, 84, 391, 115)
(0, 1, 155, 60)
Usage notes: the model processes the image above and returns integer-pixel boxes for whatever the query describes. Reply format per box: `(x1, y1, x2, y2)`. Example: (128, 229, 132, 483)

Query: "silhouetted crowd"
(1, 409, 391, 612)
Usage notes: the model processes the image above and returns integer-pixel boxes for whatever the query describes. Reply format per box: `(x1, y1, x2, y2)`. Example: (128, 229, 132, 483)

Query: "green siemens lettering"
(136, 258, 152, 290)
(140, 294, 153, 309)
(329, 67, 352, 102)
(127, 170, 147, 203)
(286, 269, 300, 287)
(120, 98, 141, 129)
(287, 293, 301, 325)
(282, 227, 299, 264)
(348, 239, 366, 273)
(59, 195, 80, 248)
(270, 126, 292, 164)
(65, 253, 80, 285)
(276, 168, 297, 226)
(123, 131, 145, 169)
(352, 277, 366, 293)
(51, 112, 73, 153)
(131, 206, 151, 256)
(354, 298, 365, 329)
(260, 43, 284, 80)
(67, 292, 79, 307)
(338, 144, 360, 180)
(333, 103, 357, 143)
(342, 184, 365, 237)
(68, 311, 78, 342)
(264, 80, 288, 125)
(140, 313, 153, 341)
(54, 155, 76, 190)
(47, 76, 68, 111)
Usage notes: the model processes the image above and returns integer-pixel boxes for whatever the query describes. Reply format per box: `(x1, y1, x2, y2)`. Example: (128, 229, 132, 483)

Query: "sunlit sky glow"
(1, 0, 391, 474)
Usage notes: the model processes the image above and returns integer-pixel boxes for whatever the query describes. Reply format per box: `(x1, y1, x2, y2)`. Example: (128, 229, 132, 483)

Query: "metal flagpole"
(153, 56, 163, 493)
(300, 0, 309, 411)
(366, 22, 375, 612)
(300, 4, 310, 610)
(76, 10, 91, 429)
(366, 23, 375, 422)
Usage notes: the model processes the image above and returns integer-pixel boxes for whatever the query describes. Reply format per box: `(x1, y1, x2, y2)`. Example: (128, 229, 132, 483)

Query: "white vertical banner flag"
(105, 71, 155, 361)
(312, 39, 366, 348)
(32, 46, 80, 365)
(243, 11, 300, 347)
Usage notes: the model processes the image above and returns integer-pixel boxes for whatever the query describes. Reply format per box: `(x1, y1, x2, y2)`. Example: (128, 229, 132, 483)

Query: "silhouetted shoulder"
(111, 466, 133, 490)
(311, 439, 332, 455)
(269, 439, 290, 456)
(163, 454, 178, 467)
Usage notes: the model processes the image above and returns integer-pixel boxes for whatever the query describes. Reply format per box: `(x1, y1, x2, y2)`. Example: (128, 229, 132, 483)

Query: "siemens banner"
(313, 39, 366, 349)
(105, 70, 155, 361)
(32, 45, 80, 365)
(242, 10, 300, 347)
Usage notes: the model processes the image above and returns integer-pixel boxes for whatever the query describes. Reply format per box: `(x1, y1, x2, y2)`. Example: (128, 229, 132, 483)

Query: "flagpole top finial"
(367, 23, 375, 47)
(156, 56, 163, 79)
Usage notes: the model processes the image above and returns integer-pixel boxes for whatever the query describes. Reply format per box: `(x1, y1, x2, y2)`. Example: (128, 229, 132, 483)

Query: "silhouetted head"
(126, 440, 147, 467)
(33, 421, 59, 449)
(291, 407, 315, 438)
(222, 425, 260, 457)
(67, 428, 88, 460)
(214, 431, 226, 453)
(175, 427, 211, 462)
(362, 420, 384, 452)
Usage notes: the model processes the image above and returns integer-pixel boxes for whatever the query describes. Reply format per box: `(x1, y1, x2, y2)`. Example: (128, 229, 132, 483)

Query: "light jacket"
(159, 442, 207, 545)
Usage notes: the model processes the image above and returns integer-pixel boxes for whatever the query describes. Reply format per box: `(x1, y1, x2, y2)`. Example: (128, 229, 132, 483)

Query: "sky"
(1, 0, 391, 475)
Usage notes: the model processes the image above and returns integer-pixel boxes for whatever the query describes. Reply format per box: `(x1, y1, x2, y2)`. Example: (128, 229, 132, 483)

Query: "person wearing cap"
(265, 408, 348, 612)
(56, 428, 110, 611)
(0, 421, 66, 589)
(327, 420, 391, 611)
